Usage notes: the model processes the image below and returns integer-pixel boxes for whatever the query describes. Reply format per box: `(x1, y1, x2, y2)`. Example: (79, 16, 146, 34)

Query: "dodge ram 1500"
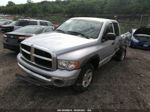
(17, 17, 130, 92)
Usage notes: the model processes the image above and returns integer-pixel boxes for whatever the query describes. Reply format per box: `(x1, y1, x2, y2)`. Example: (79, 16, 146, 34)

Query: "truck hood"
(22, 32, 96, 55)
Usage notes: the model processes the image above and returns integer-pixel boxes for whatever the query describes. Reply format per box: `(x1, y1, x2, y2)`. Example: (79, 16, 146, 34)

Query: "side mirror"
(105, 33, 116, 40)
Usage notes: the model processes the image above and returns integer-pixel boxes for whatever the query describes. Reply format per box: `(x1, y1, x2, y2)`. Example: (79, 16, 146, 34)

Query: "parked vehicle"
(1, 19, 53, 33)
(17, 17, 130, 92)
(130, 28, 150, 50)
(0, 21, 16, 32)
(0, 19, 13, 30)
(0, 19, 12, 26)
(3, 25, 54, 51)
(121, 32, 132, 46)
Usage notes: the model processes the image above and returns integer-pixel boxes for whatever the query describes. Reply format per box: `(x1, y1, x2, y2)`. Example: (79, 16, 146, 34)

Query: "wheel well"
(88, 55, 100, 70)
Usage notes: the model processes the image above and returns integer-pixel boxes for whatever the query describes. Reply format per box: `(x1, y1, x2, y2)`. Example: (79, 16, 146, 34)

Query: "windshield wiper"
(66, 31, 89, 39)
(55, 29, 66, 33)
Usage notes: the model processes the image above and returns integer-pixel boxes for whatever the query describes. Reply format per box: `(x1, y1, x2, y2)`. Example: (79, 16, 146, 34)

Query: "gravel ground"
(0, 33, 150, 112)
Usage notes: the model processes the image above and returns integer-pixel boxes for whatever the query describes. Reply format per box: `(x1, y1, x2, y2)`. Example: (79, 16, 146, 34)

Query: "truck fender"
(81, 55, 100, 70)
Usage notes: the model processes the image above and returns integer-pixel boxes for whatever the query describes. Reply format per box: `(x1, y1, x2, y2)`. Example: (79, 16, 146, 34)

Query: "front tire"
(73, 64, 94, 92)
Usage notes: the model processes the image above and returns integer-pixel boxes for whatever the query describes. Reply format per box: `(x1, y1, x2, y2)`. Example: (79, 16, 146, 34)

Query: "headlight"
(58, 60, 80, 70)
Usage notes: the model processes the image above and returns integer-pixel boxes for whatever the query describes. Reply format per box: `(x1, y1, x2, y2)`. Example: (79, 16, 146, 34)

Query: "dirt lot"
(0, 33, 150, 112)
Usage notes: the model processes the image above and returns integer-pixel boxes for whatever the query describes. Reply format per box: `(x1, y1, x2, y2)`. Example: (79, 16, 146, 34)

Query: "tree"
(1, 0, 150, 17)
(7, 1, 15, 6)
(27, 0, 33, 4)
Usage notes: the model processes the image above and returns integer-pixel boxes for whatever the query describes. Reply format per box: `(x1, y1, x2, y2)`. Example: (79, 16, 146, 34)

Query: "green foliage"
(27, 0, 33, 4)
(0, 0, 150, 21)
(13, 16, 20, 21)
(7, 1, 15, 7)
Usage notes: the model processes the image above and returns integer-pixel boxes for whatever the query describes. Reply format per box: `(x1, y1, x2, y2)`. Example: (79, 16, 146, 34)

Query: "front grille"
(22, 50, 30, 60)
(21, 44, 31, 51)
(35, 57, 52, 68)
(20, 43, 53, 69)
(34, 48, 51, 58)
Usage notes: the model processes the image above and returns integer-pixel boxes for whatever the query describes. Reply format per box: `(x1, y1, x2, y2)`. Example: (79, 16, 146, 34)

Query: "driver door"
(100, 23, 116, 60)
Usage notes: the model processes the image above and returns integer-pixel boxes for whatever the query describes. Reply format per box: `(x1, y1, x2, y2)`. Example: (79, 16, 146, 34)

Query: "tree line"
(0, 0, 150, 17)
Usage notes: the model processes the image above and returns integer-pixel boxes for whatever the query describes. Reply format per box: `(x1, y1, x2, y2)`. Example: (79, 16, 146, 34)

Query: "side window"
(40, 21, 48, 26)
(103, 23, 114, 36)
(102, 23, 114, 41)
(113, 23, 119, 36)
(17, 20, 28, 26)
(105, 23, 114, 34)
(28, 21, 38, 25)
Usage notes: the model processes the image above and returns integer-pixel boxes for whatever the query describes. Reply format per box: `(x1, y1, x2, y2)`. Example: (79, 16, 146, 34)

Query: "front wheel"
(73, 64, 94, 92)
(115, 47, 127, 61)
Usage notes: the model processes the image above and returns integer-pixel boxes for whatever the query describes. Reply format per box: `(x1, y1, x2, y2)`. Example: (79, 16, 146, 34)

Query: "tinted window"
(40, 21, 48, 26)
(17, 20, 28, 26)
(102, 23, 114, 40)
(28, 21, 37, 25)
(113, 23, 119, 36)
(105, 23, 114, 35)
(16, 20, 37, 26)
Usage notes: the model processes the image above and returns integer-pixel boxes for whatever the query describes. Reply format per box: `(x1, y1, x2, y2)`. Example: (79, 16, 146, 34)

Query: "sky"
(0, 0, 55, 6)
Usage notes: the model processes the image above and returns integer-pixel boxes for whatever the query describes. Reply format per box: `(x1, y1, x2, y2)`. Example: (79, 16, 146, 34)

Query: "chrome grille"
(21, 44, 31, 51)
(20, 44, 53, 70)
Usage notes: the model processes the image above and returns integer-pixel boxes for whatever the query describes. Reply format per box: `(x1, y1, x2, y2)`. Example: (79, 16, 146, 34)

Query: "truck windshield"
(56, 19, 103, 39)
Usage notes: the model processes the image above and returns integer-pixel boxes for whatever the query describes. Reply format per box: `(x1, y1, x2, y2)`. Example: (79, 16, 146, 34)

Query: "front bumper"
(131, 41, 150, 50)
(17, 53, 81, 87)
(3, 41, 20, 51)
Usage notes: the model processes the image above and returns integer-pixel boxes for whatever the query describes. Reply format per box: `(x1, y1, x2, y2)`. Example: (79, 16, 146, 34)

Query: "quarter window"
(40, 21, 48, 26)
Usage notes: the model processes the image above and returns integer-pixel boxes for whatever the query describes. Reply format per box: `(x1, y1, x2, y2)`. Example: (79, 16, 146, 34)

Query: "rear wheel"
(73, 64, 94, 92)
(115, 47, 126, 61)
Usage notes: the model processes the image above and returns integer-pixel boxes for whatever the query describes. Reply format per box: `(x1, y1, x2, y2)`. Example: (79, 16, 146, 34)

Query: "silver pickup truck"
(17, 17, 130, 92)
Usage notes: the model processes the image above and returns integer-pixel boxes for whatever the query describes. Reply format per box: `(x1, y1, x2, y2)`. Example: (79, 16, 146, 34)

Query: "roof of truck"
(71, 17, 118, 23)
